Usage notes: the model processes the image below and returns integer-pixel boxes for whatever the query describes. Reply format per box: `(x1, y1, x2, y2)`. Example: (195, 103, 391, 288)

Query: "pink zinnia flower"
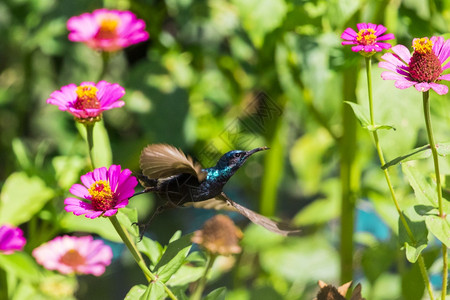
(67, 9, 149, 52)
(65, 165, 138, 218)
(379, 36, 450, 95)
(47, 81, 125, 121)
(341, 23, 395, 54)
(32, 235, 113, 276)
(0, 225, 26, 254)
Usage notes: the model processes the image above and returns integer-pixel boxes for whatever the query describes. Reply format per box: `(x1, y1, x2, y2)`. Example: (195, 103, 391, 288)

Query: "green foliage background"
(1, 0, 450, 299)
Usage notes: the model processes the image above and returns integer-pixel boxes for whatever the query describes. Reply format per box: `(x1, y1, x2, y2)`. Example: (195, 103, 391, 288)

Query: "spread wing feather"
(140, 144, 206, 181)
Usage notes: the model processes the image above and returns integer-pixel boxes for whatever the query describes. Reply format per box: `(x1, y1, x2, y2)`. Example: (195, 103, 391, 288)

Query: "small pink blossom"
(341, 23, 395, 55)
(67, 9, 149, 52)
(0, 225, 26, 254)
(32, 235, 113, 276)
(65, 165, 138, 219)
(379, 36, 450, 95)
(47, 81, 125, 121)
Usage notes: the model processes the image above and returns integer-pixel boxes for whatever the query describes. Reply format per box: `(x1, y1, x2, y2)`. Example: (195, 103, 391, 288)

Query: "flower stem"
(421, 91, 448, 299)
(109, 216, 178, 300)
(191, 253, 217, 300)
(85, 123, 95, 170)
(98, 52, 110, 81)
(364, 57, 434, 299)
(0, 267, 7, 300)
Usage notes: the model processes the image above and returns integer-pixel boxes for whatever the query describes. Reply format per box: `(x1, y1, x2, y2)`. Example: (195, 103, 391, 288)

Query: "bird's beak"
(243, 146, 270, 159)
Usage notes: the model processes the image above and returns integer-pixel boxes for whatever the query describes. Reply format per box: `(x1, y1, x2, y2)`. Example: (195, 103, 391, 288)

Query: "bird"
(135, 143, 300, 236)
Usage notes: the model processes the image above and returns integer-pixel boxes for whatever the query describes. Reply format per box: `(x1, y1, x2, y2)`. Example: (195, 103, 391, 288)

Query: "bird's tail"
(230, 201, 301, 236)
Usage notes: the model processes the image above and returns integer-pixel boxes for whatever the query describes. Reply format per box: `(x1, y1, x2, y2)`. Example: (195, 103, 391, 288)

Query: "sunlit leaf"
(399, 207, 428, 263)
(344, 101, 370, 127)
(138, 237, 163, 267)
(124, 284, 146, 300)
(425, 215, 450, 248)
(154, 233, 193, 283)
(382, 145, 431, 169)
(204, 287, 227, 300)
(0, 172, 54, 225)
(142, 281, 166, 300)
(0, 252, 40, 281)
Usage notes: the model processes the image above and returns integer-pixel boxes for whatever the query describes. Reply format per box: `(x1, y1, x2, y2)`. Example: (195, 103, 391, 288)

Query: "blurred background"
(1, 0, 450, 299)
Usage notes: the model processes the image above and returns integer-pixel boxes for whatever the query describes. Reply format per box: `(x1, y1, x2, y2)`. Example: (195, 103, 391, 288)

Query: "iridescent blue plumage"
(137, 144, 300, 236)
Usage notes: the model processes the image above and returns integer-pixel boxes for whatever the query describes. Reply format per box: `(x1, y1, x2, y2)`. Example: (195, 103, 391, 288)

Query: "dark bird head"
(215, 146, 269, 172)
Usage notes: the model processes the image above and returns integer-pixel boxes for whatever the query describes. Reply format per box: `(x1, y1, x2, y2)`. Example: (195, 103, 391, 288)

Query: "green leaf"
(344, 101, 370, 127)
(382, 142, 450, 169)
(232, 0, 287, 48)
(365, 124, 396, 131)
(117, 208, 139, 238)
(399, 207, 428, 263)
(141, 281, 166, 300)
(401, 162, 438, 207)
(382, 145, 431, 169)
(425, 215, 450, 248)
(0, 252, 40, 281)
(154, 233, 193, 283)
(0, 172, 54, 225)
(204, 287, 227, 300)
(137, 236, 163, 267)
(125, 285, 147, 300)
(293, 179, 340, 225)
(344, 102, 395, 132)
(361, 243, 396, 284)
(166, 264, 204, 286)
(52, 155, 86, 190)
(60, 213, 121, 243)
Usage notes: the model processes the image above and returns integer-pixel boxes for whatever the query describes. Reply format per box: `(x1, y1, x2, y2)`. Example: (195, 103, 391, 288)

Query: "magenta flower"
(47, 81, 125, 121)
(32, 235, 113, 276)
(341, 23, 395, 55)
(379, 36, 450, 95)
(64, 165, 137, 218)
(67, 9, 149, 52)
(0, 225, 26, 254)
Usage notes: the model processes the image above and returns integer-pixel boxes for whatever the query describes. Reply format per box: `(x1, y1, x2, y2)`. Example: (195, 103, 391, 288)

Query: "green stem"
(109, 216, 177, 300)
(422, 91, 444, 217)
(365, 57, 434, 299)
(98, 52, 110, 82)
(418, 256, 435, 300)
(191, 254, 217, 300)
(421, 91, 448, 299)
(0, 267, 7, 300)
(340, 61, 360, 283)
(85, 123, 95, 170)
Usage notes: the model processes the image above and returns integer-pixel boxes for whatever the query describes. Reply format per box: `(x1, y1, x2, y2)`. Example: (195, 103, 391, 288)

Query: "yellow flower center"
(88, 180, 116, 211)
(96, 15, 120, 39)
(74, 85, 100, 110)
(59, 249, 86, 268)
(413, 37, 433, 54)
(356, 28, 377, 45)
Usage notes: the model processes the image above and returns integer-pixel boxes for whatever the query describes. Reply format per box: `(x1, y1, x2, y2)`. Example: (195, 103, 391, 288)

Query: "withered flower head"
(191, 215, 243, 256)
(315, 281, 365, 300)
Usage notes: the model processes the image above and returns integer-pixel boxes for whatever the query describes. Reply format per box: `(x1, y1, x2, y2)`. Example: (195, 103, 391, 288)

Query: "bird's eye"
(234, 153, 242, 158)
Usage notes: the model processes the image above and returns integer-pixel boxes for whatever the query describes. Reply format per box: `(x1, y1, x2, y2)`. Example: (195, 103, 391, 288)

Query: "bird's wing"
(185, 198, 239, 211)
(187, 192, 301, 236)
(140, 144, 206, 181)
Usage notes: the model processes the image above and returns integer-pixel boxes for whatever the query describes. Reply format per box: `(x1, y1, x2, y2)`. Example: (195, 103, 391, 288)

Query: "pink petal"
(414, 82, 432, 93)
(69, 184, 90, 198)
(391, 44, 412, 64)
(438, 74, 450, 81)
(429, 82, 449, 95)
(373, 24, 387, 35)
(341, 28, 357, 40)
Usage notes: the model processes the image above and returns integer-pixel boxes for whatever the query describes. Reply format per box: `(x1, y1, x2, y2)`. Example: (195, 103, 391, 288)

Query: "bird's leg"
(133, 201, 173, 241)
